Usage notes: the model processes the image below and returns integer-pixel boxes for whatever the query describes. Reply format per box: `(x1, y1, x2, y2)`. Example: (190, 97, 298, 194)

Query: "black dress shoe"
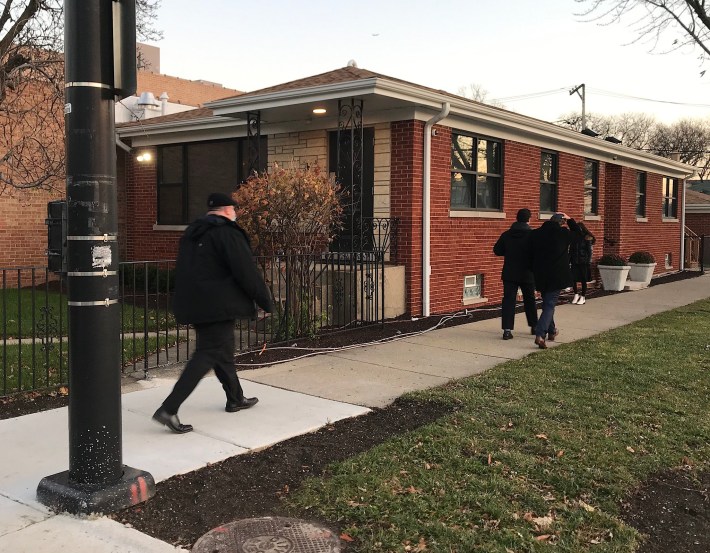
(152, 407, 193, 434)
(534, 336, 547, 349)
(226, 397, 259, 412)
(502, 330, 513, 340)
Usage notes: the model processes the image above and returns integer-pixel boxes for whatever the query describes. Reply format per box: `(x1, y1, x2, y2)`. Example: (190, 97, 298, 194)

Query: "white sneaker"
(571, 294, 580, 304)
(577, 296, 586, 305)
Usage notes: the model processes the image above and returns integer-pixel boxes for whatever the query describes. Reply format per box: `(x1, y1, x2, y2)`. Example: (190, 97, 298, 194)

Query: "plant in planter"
(628, 250, 657, 287)
(596, 253, 630, 291)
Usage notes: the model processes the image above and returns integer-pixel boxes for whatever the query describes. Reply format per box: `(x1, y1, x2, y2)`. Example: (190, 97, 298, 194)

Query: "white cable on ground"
(234, 288, 589, 367)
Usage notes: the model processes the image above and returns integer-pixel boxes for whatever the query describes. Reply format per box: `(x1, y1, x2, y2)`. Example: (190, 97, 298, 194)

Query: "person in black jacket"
(569, 222, 596, 305)
(529, 212, 580, 349)
(152, 192, 274, 434)
(493, 208, 538, 340)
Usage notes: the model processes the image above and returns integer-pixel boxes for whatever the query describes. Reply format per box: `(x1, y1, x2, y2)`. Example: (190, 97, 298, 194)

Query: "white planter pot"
(598, 265, 631, 291)
(628, 262, 656, 286)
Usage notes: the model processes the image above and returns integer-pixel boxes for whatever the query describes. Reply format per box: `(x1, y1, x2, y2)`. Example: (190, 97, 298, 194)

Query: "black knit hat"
(207, 192, 237, 209)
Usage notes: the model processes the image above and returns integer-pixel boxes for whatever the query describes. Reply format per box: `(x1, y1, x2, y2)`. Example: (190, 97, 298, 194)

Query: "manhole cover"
(192, 517, 342, 553)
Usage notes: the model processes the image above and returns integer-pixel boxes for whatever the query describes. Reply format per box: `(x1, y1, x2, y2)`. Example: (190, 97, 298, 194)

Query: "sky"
(145, 0, 710, 125)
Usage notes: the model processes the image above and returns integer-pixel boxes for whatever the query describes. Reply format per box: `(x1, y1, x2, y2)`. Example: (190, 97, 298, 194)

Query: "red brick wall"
(603, 166, 682, 271)
(399, 129, 683, 316)
(390, 120, 424, 314)
(686, 213, 710, 236)
(119, 146, 181, 261)
(136, 72, 242, 107)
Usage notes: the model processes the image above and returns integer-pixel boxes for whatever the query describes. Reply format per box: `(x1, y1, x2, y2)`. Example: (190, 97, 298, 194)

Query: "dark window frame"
(662, 176, 678, 218)
(540, 150, 558, 213)
(450, 131, 504, 211)
(583, 159, 599, 215)
(156, 137, 267, 225)
(636, 172, 647, 217)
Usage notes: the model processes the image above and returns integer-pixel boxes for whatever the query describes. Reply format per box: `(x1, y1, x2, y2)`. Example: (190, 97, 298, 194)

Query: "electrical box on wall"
(46, 200, 67, 274)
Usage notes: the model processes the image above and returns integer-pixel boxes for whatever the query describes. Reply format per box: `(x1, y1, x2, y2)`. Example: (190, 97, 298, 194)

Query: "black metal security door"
(329, 99, 374, 252)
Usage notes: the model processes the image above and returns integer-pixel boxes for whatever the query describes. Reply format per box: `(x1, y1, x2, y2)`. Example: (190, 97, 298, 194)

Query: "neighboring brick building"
(117, 66, 694, 317)
(685, 188, 710, 236)
(0, 69, 240, 269)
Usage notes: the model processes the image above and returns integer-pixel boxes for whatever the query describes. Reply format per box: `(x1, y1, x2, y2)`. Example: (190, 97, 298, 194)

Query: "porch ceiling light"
(136, 152, 152, 162)
(312, 107, 327, 114)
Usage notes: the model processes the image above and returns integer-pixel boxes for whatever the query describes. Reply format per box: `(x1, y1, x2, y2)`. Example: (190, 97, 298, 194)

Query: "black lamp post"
(37, 0, 154, 514)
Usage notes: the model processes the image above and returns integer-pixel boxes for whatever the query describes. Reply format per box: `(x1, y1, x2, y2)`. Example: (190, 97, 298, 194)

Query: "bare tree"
(0, 0, 162, 193)
(649, 118, 710, 177)
(557, 111, 657, 149)
(558, 110, 710, 178)
(457, 83, 506, 108)
(576, 1, 710, 65)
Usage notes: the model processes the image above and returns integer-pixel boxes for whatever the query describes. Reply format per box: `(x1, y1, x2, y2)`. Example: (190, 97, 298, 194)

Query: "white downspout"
(680, 178, 687, 271)
(422, 102, 450, 317)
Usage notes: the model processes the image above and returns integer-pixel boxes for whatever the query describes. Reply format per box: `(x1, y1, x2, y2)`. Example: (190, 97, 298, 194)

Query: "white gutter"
(680, 178, 688, 270)
(422, 102, 450, 317)
(115, 135, 131, 152)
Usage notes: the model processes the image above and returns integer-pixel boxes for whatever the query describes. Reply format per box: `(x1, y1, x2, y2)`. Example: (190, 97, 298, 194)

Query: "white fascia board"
(686, 204, 710, 213)
(116, 116, 245, 139)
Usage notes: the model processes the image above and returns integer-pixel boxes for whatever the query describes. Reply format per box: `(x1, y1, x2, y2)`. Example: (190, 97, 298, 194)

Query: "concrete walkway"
(1, 273, 708, 552)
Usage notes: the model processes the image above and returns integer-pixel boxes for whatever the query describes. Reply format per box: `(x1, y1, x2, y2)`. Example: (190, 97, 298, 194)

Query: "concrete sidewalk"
(1, 273, 708, 552)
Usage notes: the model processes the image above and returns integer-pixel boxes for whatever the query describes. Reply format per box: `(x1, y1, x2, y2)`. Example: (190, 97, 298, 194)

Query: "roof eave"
(116, 116, 244, 138)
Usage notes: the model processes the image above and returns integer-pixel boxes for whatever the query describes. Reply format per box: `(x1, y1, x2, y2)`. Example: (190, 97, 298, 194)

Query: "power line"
(493, 86, 710, 109)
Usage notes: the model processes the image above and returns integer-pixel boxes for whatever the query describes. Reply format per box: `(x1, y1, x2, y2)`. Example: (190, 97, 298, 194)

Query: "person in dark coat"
(493, 208, 538, 340)
(152, 192, 274, 434)
(529, 212, 580, 349)
(569, 222, 596, 305)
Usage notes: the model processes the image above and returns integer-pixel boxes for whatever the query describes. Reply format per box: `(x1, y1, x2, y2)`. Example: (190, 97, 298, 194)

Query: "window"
(662, 176, 678, 218)
(636, 172, 647, 217)
(450, 132, 502, 210)
(157, 137, 267, 225)
(463, 274, 483, 301)
(540, 151, 558, 213)
(584, 160, 598, 215)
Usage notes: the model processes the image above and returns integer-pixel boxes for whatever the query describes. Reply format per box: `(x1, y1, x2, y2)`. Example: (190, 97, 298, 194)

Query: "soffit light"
(312, 107, 327, 114)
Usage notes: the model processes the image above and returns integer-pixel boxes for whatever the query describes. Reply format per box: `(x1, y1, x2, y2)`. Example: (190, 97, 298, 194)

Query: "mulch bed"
(0, 270, 706, 551)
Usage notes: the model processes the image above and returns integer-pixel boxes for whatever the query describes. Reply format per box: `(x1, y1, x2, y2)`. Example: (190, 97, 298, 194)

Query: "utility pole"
(569, 83, 586, 130)
(37, 0, 154, 514)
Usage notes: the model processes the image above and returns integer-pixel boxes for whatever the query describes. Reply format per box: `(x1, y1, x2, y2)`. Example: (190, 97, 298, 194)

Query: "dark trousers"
(536, 290, 560, 339)
(162, 320, 243, 414)
(572, 280, 588, 295)
(501, 280, 538, 331)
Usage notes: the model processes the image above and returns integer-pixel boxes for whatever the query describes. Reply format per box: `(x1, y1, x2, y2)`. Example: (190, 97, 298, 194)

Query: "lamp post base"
(37, 466, 155, 515)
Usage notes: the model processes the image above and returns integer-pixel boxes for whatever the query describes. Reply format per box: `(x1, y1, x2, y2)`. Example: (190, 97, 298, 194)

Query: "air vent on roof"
(347, 59, 358, 68)
(581, 127, 599, 137)
(604, 136, 622, 144)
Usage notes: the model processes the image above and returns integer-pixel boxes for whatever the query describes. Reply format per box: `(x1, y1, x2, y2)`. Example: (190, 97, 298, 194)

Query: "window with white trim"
(450, 132, 502, 210)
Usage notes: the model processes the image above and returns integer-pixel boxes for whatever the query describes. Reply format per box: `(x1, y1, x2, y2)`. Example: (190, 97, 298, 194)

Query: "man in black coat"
(153, 192, 274, 433)
(529, 212, 580, 349)
(493, 208, 538, 340)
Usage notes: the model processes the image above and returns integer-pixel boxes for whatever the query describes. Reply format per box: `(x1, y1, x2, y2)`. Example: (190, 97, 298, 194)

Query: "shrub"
(628, 251, 656, 264)
(597, 253, 627, 266)
(234, 162, 344, 256)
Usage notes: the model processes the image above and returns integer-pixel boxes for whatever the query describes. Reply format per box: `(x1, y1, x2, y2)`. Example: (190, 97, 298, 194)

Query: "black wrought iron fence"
(1, 250, 388, 397)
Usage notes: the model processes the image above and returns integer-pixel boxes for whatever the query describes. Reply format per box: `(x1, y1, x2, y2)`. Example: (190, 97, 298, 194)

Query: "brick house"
(685, 188, 710, 236)
(0, 70, 240, 269)
(116, 66, 694, 317)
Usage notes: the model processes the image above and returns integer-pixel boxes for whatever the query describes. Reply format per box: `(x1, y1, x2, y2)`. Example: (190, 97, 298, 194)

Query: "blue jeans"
(536, 290, 559, 339)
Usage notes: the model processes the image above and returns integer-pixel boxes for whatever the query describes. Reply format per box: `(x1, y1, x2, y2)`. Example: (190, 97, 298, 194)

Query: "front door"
(329, 127, 374, 251)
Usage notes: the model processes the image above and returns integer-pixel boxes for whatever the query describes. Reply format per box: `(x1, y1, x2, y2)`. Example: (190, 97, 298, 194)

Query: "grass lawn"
(286, 299, 710, 552)
(0, 335, 180, 395)
(0, 288, 176, 339)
